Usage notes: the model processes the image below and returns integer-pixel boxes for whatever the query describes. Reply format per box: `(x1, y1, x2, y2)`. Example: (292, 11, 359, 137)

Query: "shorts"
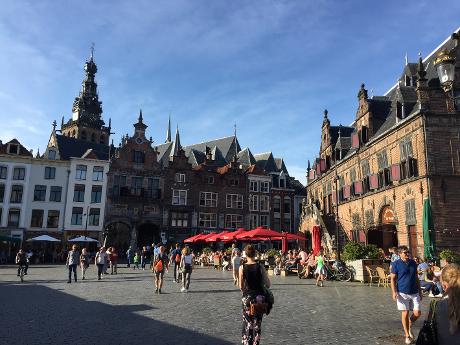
(396, 293, 421, 311)
(154, 270, 165, 279)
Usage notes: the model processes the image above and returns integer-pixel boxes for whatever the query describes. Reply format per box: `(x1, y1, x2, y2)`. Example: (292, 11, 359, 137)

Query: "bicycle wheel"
(20, 268, 24, 283)
(339, 268, 352, 282)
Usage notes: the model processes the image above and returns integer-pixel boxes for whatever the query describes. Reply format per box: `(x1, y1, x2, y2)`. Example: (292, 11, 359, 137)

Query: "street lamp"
(434, 50, 456, 92)
(434, 32, 459, 109)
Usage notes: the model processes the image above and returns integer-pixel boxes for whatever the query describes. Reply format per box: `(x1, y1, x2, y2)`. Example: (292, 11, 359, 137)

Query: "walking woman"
(239, 244, 271, 345)
(428, 263, 460, 344)
(95, 247, 107, 280)
(180, 247, 193, 292)
(153, 246, 169, 294)
(314, 249, 326, 287)
(80, 248, 90, 280)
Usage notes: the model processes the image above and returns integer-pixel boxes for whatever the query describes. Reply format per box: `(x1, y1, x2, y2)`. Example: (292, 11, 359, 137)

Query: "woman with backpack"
(180, 247, 193, 292)
(239, 244, 271, 345)
(153, 246, 169, 294)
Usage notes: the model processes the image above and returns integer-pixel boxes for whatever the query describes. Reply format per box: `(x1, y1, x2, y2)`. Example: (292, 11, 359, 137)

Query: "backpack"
(154, 254, 164, 272)
(175, 250, 181, 263)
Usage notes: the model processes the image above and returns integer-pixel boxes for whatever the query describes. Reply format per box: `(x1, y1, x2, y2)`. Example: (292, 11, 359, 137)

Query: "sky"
(1, 0, 460, 184)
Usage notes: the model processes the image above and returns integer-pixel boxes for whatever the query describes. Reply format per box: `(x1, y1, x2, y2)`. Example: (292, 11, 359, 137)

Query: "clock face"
(135, 137, 143, 144)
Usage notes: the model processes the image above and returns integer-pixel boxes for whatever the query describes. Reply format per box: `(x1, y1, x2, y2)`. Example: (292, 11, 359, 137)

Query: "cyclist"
(15, 249, 27, 277)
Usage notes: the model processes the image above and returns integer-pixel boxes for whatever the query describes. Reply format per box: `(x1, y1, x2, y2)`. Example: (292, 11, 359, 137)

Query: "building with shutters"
(301, 30, 460, 257)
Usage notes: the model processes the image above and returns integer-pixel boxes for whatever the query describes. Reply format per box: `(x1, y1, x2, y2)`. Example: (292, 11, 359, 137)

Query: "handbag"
(416, 300, 438, 345)
(249, 302, 268, 317)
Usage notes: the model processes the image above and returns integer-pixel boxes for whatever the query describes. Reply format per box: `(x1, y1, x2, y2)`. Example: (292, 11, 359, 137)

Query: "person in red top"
(109, 247, 118, 275)
(213, 251, 222, 270)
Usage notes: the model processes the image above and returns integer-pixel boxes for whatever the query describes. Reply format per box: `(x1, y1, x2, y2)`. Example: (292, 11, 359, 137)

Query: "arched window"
(72, 130, 76, 137)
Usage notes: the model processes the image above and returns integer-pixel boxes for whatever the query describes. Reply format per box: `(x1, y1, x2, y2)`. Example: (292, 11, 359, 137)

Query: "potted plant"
(439, 249, 460, 267)
(342, 242, 381, 282)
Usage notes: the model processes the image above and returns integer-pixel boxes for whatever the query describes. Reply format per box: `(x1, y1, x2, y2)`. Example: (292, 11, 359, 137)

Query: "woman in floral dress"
(239, 245, 271, 345)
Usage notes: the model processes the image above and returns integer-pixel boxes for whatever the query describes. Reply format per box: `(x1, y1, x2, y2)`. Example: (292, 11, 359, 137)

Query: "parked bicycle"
(18, 264, 26, 283)
(325, 260, 353, 282)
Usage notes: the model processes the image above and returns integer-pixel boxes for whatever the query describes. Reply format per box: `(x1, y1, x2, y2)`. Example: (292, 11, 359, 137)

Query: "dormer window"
(48, 149, 56, 160)
(396, 102, 405, 119)
(8, 144, 19, 155)
(405, 75, 411, 86)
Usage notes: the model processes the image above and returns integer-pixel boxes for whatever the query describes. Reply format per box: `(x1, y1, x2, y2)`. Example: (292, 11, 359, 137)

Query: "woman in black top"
(239, 245, 271, 345)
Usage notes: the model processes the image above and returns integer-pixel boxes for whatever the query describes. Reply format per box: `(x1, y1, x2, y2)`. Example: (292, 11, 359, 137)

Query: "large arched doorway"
(137, 223, 161, 248)
(106, 222, 131, 256)
(367, 206, 398, 252)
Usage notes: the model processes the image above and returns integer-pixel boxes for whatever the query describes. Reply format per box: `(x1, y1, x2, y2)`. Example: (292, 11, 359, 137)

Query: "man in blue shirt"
(169, 243, 182, 283)
(390, 246, 422, 344)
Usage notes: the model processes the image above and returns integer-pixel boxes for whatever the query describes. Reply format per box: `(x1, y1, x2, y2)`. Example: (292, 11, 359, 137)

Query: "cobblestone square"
(0, 264, 430, 345)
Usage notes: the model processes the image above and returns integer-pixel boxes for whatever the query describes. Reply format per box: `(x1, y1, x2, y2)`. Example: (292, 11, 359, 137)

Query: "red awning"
(236, 227, 285, 240)
(205, 231, 230, 242)
(219, 228, 246, 242)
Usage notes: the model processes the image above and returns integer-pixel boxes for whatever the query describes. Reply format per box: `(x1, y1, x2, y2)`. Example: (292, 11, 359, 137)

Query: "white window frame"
(250, 214, 258, 229)
(199, 213, 217, 228)
(260, 214, 269, 228)
(249, 195, 259, 211)
(75, 165, 87, 180)
(199, 192, 218, 207)
(171, 212, 188, 227)
(249, 180, 259, 192)
(225, 214, 243, 229)
(260, 181, 270, 193)
(260, 195, 270, 212)
(92, 166, 104, 181)
(172, 189, 187, 205)
(175, 173, 186, 183)
(226, 194, 243, 209)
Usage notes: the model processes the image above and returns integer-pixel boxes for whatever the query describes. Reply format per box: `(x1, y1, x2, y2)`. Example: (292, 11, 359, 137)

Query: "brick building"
(301, 30, 460, 257)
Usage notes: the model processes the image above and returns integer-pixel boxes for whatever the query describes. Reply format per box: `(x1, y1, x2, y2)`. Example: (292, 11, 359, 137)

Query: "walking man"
(126, 246, 133, 268)
(170, 243, 181, 283)
(390, 245, 422, 344)
(66, 245, 79, 283)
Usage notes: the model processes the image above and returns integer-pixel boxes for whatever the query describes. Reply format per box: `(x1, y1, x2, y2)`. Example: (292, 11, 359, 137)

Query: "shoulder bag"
(415, 299, 438, 345)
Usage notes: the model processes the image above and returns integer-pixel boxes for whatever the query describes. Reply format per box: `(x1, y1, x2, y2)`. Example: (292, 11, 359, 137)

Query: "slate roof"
(237, 147, 256, 169)
(289, 177, 306, 195)
(55, 134, 110, 160)
(274, 158, 288, 174)
(253, 152, 279, 173)
(183, 136, 240, 163)
(329, 126, 354, 146)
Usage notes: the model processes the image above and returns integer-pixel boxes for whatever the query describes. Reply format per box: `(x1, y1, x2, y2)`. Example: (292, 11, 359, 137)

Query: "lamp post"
(434, 32, 459, 109)
(84, 205, 90, 240)
(335, 174, 341, 261)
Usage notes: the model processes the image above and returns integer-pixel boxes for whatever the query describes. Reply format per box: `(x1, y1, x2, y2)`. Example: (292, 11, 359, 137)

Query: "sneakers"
(405, 336, 412, 344)
(435, 293, 443, 298)
(429, 292, 435, 297)
(67, 280, 71, 284)
(154, 288, 158, 294)
(181, 287, 186, 292)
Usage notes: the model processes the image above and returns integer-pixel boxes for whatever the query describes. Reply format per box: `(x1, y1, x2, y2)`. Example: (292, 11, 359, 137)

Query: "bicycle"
(325, 260, 353, 282)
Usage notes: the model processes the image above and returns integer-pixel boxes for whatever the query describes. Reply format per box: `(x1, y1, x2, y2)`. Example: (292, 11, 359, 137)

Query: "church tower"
(61, 47, 111, 145)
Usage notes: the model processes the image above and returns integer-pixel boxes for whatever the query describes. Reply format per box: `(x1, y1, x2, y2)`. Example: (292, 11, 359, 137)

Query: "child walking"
(315, 249, 326, 287)
(133, 252, 140, 270)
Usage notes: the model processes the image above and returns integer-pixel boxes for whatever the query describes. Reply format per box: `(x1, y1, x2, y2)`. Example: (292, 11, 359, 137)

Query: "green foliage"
(225, 247, 233, 254)
(439, 249, 460, 263)
(202, 247, 212, 254)
(342, 242, 380, 261)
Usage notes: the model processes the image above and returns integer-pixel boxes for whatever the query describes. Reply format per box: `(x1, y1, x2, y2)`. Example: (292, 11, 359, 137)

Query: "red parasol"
(312, 226, 321, 255)
(220, 228, 246, 242)
(205, 231, 230, 242)
(183, 234, 201, 243)
(236, 227, 285, 240)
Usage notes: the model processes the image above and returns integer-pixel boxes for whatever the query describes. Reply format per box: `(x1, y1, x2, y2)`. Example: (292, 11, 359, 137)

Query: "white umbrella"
(27, 235, 61, 242)
(68, 235, 99, 243)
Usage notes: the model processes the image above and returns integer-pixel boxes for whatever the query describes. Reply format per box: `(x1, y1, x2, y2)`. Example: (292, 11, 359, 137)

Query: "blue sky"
(1, 0, 459, 184)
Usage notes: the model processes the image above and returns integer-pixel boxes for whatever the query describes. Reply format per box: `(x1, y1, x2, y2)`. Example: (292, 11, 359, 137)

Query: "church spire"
(166, 115, 171, 143)
(170, 125, 181, 158)
(71, 44, 103, 127)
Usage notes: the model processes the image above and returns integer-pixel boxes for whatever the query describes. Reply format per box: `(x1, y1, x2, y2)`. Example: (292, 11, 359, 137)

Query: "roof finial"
(61, 116, 64, 128)
(90, 42, 95, 60)
(417, 53, 427, 81)
(138, 109, 143, 123)
(405, 52, 408, 65)
(52, 120, 57, 131)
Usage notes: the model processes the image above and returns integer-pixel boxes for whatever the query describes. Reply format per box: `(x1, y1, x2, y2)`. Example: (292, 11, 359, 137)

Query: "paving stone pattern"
(0, 265, 429, 345)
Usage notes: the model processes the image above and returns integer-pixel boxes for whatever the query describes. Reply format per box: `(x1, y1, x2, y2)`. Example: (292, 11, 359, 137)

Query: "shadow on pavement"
(0, 282, 234, 345)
